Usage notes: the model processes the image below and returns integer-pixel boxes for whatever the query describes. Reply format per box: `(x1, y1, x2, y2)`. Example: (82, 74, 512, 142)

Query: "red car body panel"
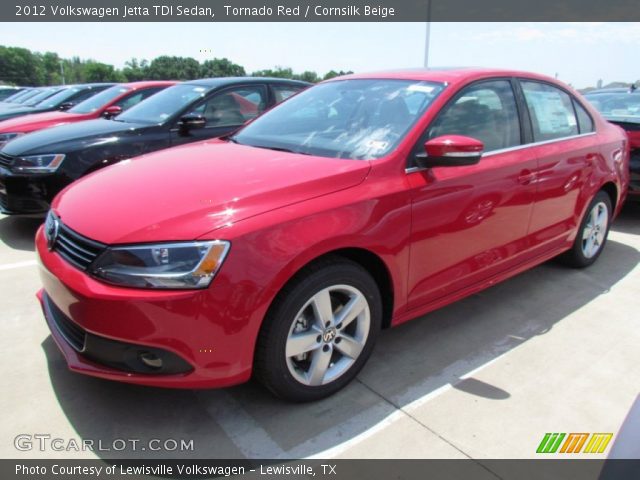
(0, 81, 175, 134)
(36, 69, 630, 388)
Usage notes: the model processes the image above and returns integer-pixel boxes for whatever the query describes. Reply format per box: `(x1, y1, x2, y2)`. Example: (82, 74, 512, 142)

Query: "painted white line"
(0, 260, 37, 271)
(293, 402, 404, 459)
(195, 391, 287, 459)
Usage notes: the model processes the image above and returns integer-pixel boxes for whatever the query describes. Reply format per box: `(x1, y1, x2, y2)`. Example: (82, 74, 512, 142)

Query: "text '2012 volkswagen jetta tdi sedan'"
(36, 69, 629, 401)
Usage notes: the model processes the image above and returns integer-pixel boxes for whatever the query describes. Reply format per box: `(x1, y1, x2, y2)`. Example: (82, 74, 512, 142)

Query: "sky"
(0, 22, 638, 88)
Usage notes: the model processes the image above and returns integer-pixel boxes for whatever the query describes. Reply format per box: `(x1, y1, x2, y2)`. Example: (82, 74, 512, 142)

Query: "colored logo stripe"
(537, 433, 613, 454)
(537, 433, 565, 453)
(583, 433, 613, 453)
(560, 433, 589, 453)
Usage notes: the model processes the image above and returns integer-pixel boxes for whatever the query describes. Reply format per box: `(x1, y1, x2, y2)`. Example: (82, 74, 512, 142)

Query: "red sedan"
(0, 81, 175, 148)
(36, 69, 629, 401)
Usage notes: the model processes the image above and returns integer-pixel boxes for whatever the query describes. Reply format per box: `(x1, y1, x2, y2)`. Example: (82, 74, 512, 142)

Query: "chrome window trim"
(405, 131, 597, 174)
(482, 132, 596, 157)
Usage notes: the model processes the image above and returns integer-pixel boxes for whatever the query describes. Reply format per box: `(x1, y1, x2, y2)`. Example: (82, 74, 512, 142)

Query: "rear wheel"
(254, 258, 382, 402)
(559, 191, 612, 268)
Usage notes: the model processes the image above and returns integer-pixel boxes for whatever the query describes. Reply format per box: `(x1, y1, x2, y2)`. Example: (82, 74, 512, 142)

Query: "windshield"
(116, 84, 208, 124)
(3, 90, 31, 103)
(585, 92, 640, 124)
(35, 87, 83, 108)
(69, 86, 131, 114)
(23, 88, 62, 107)
(233, 79, 445, 159)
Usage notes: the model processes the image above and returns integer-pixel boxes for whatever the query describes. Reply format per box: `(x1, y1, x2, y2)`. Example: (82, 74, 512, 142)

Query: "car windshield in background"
(69, 86, 131, 114)
(585, 92, 640, 124)
(233, 79, 445, 160)
(23, 88, 62, 106)
(116, 84, 208, 124)
(36, 87, 83, 108)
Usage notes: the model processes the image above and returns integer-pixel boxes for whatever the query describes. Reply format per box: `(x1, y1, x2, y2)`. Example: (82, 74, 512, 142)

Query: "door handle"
(517, 170, 536, 185)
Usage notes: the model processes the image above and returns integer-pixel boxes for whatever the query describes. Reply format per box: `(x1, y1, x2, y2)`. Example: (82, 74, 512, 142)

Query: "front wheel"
(254, 258, 382, 402)
(559, 191, 612, 268)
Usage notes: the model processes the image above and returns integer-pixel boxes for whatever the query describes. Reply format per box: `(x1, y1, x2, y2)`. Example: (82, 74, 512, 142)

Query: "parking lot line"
(0, 259, 37, 271)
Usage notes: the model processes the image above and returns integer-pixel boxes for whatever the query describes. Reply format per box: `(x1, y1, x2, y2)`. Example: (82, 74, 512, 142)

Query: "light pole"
(423, 0, 432, 68)
(60, 61, 65, 85)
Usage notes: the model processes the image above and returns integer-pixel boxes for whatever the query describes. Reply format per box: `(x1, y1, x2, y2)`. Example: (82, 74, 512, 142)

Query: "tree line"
(0, 45, 352, 86)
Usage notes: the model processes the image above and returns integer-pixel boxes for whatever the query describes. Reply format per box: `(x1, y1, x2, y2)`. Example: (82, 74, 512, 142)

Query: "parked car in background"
(585, 87, 640, 199)
(0, 87, 62, 111)
(0, 86, 26, 101)
(0, 81, 176, 149)
(35, 69, 628, 401)
(0, 77, 309, 214)
(0, 84, 113, 122)
(1, 88, 36, 104)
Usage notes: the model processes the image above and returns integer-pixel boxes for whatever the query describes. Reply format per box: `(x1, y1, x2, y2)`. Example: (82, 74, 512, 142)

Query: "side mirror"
(415, 135, 484, 169)
(102, 105, 122, 119)
(178, 114, 206, 134)
(58, 102, 74, 111)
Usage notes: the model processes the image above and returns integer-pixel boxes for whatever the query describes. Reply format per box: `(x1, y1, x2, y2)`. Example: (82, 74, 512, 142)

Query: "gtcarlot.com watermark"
(14, 434, 194, 452)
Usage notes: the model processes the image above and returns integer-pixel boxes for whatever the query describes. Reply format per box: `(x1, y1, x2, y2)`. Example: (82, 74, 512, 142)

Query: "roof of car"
(121, 80, 177, 89)
(332, 68, 561, 86)
(185, 77, 311, 88)
(585, 88, 638, 95)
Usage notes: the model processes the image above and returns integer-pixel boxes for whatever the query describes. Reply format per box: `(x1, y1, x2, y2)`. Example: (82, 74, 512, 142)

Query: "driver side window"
(428, 80, 521, 152)
(186, 85, 267, 128)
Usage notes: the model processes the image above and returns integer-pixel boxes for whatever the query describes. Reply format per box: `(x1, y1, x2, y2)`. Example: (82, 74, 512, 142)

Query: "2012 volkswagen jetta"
(36, 69, 629, 401)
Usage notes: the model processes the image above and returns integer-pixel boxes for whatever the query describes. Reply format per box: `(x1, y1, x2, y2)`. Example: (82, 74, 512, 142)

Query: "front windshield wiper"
(252, 144, 311, 155)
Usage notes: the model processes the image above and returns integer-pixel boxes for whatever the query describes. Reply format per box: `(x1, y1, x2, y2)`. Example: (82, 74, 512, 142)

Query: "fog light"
(139, 351, 163, 370)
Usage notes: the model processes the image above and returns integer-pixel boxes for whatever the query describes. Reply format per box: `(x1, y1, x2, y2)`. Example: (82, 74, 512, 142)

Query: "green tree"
(323, 70, 353, 80)
(147, 56, 201, 80)
(200, 58, 246, 77)
(0, 46, 44, 85)
(122, 58, 149, 81)
(83, 61, 124, 82)
(251, 67, 295, 79)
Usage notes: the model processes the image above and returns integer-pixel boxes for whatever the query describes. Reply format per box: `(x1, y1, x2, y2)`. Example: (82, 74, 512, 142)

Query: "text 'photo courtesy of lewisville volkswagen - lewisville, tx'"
(0, 1, 639, 479)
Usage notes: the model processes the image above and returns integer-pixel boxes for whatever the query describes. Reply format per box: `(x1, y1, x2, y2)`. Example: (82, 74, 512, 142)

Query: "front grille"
(45, 293, 86, 352)
(53, 221, 106, 270)
(0, 152, 13, 168)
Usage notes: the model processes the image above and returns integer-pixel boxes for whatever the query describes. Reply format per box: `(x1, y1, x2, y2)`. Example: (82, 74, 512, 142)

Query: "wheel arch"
(263, 246, 396, 331)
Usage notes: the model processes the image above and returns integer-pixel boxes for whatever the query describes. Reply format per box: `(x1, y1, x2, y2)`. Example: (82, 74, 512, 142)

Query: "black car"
(0, 84, 113, 121)
(584, 87, 640, 200)
(1, 88, 36, 104)
(0, 77, 309, 214)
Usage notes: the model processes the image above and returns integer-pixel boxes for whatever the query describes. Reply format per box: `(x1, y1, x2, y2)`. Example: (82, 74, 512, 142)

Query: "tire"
(254, 257, 382, 402)
(559, 191, 612, 268)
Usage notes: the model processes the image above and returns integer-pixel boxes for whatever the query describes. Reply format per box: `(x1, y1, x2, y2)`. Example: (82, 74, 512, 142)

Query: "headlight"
(0, 132, 24, 148)
(89, 240, 230, 289)
(13, 154, 65, 173)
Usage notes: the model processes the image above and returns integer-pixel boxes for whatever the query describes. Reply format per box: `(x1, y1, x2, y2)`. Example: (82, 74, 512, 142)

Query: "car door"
(170, 84, 268, 146)
(517, 80, 600, 256)
(406, 79, 538, 310)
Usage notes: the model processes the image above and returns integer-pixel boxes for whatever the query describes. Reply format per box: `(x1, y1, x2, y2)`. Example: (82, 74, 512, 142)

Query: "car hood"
(0, 105, 44, 118)
(1, 118, 148, 155)
(53, 140, 371, 244)
(0, 111, 90, 134)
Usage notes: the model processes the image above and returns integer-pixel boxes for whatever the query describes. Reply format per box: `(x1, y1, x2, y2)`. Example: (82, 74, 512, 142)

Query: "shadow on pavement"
(42, 239, 639, 459)
(611, 202, 640, 236)
(0, 215, 42, 252)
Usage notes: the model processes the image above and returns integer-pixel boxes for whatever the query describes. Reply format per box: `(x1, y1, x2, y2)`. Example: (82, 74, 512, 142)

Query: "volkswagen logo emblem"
(45, 214, 59, 251)
(322, 327, 337, 343)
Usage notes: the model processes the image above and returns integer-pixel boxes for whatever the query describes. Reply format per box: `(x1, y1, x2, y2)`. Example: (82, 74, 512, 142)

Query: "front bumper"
(36, 225, 258, 389)
(0, 166, 61, 214)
